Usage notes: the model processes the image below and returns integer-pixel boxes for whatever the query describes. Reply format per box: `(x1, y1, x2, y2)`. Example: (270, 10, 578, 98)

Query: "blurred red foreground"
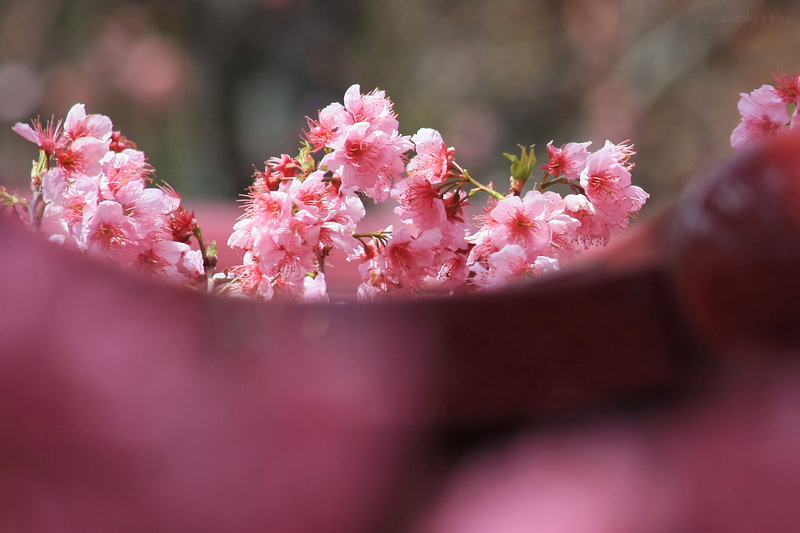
(3, 134, 800, 531)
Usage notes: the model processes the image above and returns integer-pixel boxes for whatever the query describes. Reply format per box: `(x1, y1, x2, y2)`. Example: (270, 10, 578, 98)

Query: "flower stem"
(28, 150, 50, 230)
(540, 176, 582, 194)
(452, 162, 504, 200)
(193, 226, 217, 292)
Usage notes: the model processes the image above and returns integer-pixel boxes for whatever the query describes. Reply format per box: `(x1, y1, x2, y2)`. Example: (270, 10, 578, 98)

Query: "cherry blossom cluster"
(731, 70, 800, 150)
(11, 104, 211, 287)
(224, 85, 649, 301)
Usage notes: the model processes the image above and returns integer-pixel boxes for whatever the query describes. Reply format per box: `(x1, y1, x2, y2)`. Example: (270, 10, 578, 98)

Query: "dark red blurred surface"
(3, 134, 800, 531)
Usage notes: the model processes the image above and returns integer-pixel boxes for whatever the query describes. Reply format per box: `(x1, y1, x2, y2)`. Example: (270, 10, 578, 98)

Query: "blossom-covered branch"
(11, 105, 213, 288)
(223, 85, 649, 301)
(7, 87, 651, 300)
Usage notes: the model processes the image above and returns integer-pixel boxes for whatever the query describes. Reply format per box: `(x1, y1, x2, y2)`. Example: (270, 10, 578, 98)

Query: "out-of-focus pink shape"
(417, 359, 800, 533)
(0, 215, 432, 531)
(672, 132, 800, 353)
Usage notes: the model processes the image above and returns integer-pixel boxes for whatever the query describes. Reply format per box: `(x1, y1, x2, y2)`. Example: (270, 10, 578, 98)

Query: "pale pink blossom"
(488, 190, 552, 260)
(41, 167, 69, 205)
(580, 141, 632, 215)
(471, 245, 559, 290)
(434, 249, 470, 294)
(15, 104, 208, 288)
(563, 193, 608, 246)
(357, 227, 442, 298)
(55, 137, 108, 178)
(340, 84, 399, 133)
(229, 253, 273, 299)
(63, 103, 113, 142)
(407, 128, 453, 183)
(140, 241, 204, 285)
(306, 84, 400, 152)
(255, 232, 316, 289)
(288, 173, 328, 219)
(305, 112, 340, 152)
(540, 191, 581, 259)
(302, 273, 329, 302)
(579, 142, 647, 233)
(12, 117, 65, 156)
(45, 176, 99, 246)
(179, 248, 205, 282)
(439, 190, 470, 251)
(380, 227, 441, 286)
(392, 175, 447, 230)
(731, 85, 791, 150)
(470, 244, 530, 290)
(321, 122, 411, 201)
(228, 187, 292, 251)
(60, 178, 99, 229)
(82, 200, 143, 263)
(356, 268, 396, 300)
(101, 150, 152, 197)
(319, 202, 362, 257)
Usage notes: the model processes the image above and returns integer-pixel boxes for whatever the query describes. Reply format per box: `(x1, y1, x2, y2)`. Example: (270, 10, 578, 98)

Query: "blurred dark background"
(2, 0, 799, 210)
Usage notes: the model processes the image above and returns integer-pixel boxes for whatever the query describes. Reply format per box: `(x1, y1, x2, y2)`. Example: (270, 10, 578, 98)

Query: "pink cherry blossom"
(579, 141, 647, 233)
(302, 273, 329, 302)
(772, 71, 800, 105)
(731, 85, 791, 150)
(340, 84, 399, 134)
(60, 178, 98, 229)
(305, 113, 340, 152)
(488, 190, 552, 260)
(55, 137, 108, 178)
(63, 103, 113, 142)
(439, 190, 470, 251)
(580, 141, 632, 213)
(306, 84, 400, 153)
(357, 227, 442, 298)
(434, 249, 470, 294)
(267, 154, 302, 178)
(471, 245, 559, 290)
(82, 200, 142, 263)
(381, 227, 441, 285)
(101, 150, 152, 197)
(140, 241, 204, 284)
(228, 253, 273, 299)
(223, 85, 651, 299)
(255, 231, 316, 290)
(540, 141, 591, 181)
(12, 117, 65, 156)
(321, 122, 411, 201)
(539, 191, 581, 259)
(407, 128, 454, 183)
(563, 193, 608, 246)
(392, 175, 446, 230)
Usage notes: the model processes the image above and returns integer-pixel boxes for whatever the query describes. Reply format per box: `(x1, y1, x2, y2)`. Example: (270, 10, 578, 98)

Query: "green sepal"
(298, 141, 316, 175)
(503, 144, 536, 183)
(206, 240, 218, 258)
